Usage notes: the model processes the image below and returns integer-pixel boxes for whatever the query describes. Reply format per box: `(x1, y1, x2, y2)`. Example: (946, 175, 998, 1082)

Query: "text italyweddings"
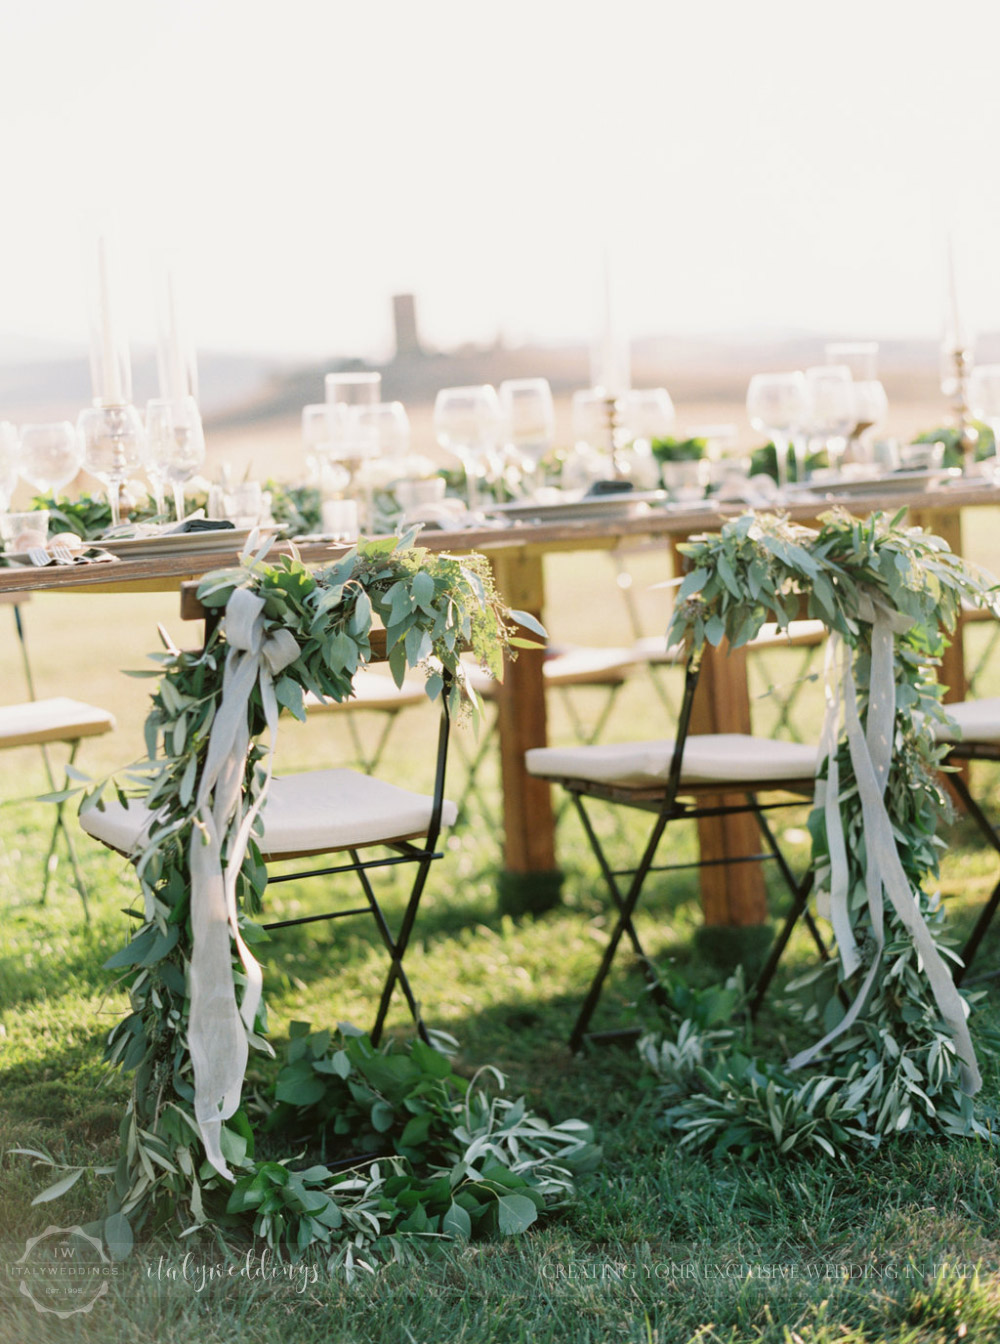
(146, 1248, 318, 1294)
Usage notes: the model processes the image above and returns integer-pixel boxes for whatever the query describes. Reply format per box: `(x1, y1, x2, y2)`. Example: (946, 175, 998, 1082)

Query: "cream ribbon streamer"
(188, 587, 300, 1178)
(788, 590, 981, 1095)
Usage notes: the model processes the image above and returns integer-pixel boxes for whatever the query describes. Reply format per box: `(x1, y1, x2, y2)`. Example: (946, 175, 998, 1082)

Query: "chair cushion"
(81, 770, 457, 859)
(749, 620, 826, 650)
(934, 698, 1000, 744)
(0, 697, 115, 750)
(526, 734, 818, 787)
(463, 645, 635, 697)
(304, 668, 427, 713)
(630, 636, 686, 665)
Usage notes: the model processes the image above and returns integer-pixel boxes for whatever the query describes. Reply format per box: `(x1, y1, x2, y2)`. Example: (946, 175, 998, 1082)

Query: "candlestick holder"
(944, 344, 979, 474)
(602, 393, 632, 482)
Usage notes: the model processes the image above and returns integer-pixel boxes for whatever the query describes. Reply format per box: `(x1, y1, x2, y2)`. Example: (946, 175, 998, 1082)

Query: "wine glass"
(846, 380, 889, 466)
(433, 385, 501, 512)
(803, 366, 856, 476)
(18, 421, 85, 498)
(79, 405, 146, 528)
(745, 372, 807, 490)
(968, 365, 1000, 466)
(498, 378, 555, 496)
(354, 401, 410, 459)
(621, 388, 676, 489)
(302, 404, 351, 496)
(0, 421, 20, 512)
(145, 397, 206, 522)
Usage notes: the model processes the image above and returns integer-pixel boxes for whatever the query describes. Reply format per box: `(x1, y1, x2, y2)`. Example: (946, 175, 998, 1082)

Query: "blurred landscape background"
(0, 292, 992, 498)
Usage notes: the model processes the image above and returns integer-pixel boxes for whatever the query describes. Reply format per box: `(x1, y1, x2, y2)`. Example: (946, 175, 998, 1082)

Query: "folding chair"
(456, 643, 637, 829)
(80, 585, 457, 1044)
(933, 698, 1000, 983)
(0, 593, 115, 918)
(525, 649, 825, 1050)
(303, 667, 429, 775)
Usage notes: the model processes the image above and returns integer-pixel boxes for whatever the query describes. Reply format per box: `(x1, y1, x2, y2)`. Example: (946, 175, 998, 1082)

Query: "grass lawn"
(3, 534, 1000, 1343)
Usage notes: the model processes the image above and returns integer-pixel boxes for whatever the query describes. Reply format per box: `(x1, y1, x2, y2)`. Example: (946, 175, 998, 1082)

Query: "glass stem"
(773, 433, 790, 491)
(173, 483, 186, 522)
(108, 481, 121, 528)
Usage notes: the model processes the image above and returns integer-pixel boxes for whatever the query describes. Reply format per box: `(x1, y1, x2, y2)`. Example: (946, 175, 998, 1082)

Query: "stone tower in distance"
(392, 293, 423, 358)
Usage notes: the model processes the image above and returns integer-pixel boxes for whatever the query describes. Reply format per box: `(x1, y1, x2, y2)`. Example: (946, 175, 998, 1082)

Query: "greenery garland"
(23, 532, 596, 1270)
(641, 509, 1000, 1160)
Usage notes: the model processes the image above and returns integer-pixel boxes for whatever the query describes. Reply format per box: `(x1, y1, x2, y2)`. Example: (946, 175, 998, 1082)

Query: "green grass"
(4, 541, 1000, 1342)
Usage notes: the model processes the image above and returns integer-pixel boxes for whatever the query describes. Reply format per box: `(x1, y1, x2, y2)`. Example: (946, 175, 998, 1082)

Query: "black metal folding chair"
(80, 585, 455, 1043)
(0, 592, 115, 917)
(934, 698, 1000, 983)
(526, 648, 827, 1050)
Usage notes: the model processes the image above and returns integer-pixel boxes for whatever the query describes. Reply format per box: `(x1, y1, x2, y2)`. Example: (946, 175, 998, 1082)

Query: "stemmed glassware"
(846, 379, 889, 465)
(498, 378, 555, 497)
(803, 365, 856, 476)
(0, 422, 20, 512)
(78, 404, 147, 528)
(968, 365, 1000, 466)
(144, 396, 206, 521)
(745, 372, 807, 490)
(302, 404, 351, 496)
(433, 385, 501, 512)
(18, 421, 85, 497)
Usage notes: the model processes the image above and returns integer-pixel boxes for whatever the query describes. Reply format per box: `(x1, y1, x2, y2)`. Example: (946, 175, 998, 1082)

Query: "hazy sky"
(2, 0, 998, 362)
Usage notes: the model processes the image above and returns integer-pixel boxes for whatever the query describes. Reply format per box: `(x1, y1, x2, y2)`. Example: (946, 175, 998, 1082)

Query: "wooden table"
(3, 480, 998, 923)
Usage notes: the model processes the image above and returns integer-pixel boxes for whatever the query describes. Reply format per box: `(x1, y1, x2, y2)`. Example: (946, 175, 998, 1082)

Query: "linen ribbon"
(188, 587, 299, 1178)
(788, 587, 981, 1095)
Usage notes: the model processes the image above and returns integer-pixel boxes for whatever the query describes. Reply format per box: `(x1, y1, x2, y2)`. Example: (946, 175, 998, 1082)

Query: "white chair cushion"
(630, 635, 686, 665)
(934, 698, 1000, 744)
(526, 734, 818, 787)
(304, 668, 427, 712)
(463, 645, 635, 697)
(749, 620, 826, 650)
(0, 697, 115, 750)
(81, 769, 457, 859)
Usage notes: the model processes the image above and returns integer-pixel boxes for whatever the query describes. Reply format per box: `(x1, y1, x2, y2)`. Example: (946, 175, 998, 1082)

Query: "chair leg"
(569, 802, 673, 1052)
(351, 849, 433, 1045)
(40, 742, 90, 923)
(947, 769, 1000, 983)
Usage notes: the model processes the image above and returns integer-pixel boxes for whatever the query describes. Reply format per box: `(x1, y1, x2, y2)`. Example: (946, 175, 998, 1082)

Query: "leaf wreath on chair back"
(643, 509, 1000, 1159)
(40, 532, 596, 1272)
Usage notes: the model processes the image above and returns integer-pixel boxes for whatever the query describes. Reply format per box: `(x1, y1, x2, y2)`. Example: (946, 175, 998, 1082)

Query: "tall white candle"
(591, 248, 630, 398)
(157, 267, 197, 403)
(97, 235, 124, 404)
(945, 233, 966, 353)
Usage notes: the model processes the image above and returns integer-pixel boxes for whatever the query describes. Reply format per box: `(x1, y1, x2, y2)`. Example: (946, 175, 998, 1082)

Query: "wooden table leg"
(670, 538, 768, 927)
(488, 550, 562, 913)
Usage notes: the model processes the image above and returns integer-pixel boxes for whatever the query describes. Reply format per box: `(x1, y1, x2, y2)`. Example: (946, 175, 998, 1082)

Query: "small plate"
(787, 468, 961, 498)
(488, 490, 666, 524)
(96, 526, 265, 558)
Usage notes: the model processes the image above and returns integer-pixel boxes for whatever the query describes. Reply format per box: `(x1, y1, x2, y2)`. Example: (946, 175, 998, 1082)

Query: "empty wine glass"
(145, 397, 206, 521)
(433, 385, 501, 512)
(302, 404, 351, 495)
(354, 401, 410, 459)
(18, 421, 85, 497)
(745, 372, 807, 490)
(847, 380, 889, 465)
(325, 370, 381, 408)
(79, 404, 146, 528)
(499, 378, 555, 495)
(622, 388, 676, 489)
(804, 366, 856, 475)
(969, 365, 1000, 467)
(0, 421, 20, 512)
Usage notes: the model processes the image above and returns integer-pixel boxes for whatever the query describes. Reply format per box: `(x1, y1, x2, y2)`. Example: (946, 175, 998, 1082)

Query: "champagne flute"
(433, 385, 501, 512)
(745, 372, 807, 490)
(498, 378, 555, 496)
(79, 404, 146, 528)
(968, 365, 1000, 467)
(145, 397, 206, 521)
(804, 366, 855, 476)
(18, 421, 85, 497)
(0, 421, 20, 512)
